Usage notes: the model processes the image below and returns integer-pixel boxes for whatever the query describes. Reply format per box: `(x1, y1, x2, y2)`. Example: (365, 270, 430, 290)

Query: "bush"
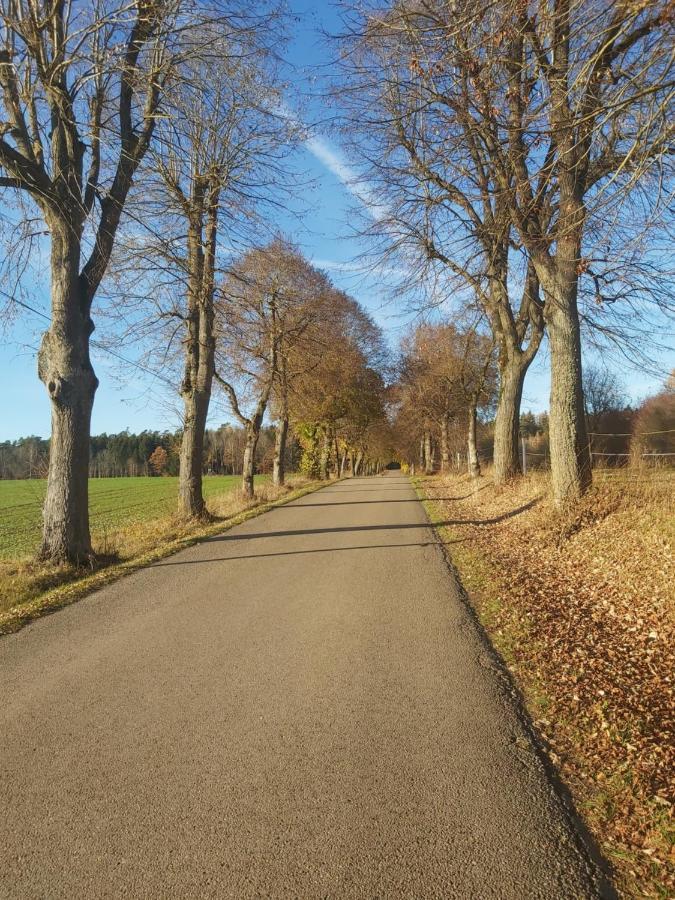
(631, 375, 675, 464)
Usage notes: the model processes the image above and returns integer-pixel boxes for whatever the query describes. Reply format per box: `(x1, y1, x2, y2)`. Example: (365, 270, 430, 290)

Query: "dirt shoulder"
(416, 470, 674, 898)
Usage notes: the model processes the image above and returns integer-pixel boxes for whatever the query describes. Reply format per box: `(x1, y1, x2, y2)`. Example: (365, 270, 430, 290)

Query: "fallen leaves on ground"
(421, 468, 674, 898)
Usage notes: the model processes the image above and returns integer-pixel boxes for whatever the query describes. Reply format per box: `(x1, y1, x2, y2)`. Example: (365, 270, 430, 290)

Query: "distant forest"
(3, 372, 672, 480)
(1, 425, 302, 480)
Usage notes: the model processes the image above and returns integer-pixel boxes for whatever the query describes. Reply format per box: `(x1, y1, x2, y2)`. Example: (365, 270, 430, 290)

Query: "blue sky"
(0, 1, 671, 441)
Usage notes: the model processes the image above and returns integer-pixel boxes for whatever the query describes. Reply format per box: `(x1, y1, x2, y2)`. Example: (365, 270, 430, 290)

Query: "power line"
(3, 292, 176, 389)
(588, 429, 675, 437)
(2, 292, 48, 321)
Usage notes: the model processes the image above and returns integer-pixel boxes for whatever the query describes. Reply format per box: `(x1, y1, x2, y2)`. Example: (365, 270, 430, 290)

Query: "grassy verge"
(0, 474, 257, 558)
(414, 469, 674, 899)
(0, 476, 327, 635)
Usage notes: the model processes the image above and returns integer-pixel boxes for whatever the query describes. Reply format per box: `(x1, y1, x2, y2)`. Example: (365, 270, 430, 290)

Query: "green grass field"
(0, 475, 257, 559)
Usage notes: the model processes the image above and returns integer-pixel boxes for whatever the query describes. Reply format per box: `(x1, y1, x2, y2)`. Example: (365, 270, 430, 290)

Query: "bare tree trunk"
(546, 274, 592, 504)
(493, 356, 527, 484)
(340, 452, 348, 477)
(218, 356, 274, 502)
(424, 430, 434, 474)
(179, 387, 211, 519)
(241, 424, 258, 499)
(319, 425, 332, 480)
(272, 416, 288, 486)
(354, 451, 363, 476)
(467, 403, 481, 478)
(483, 261, 542, 485)
(439, 415, 450, 473)
(178, 197, 217, 520)
(38, 232, 98, 564)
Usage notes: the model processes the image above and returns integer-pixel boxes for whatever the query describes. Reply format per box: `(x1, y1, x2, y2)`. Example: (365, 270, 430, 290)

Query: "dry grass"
(0, 476, 318, 632)
(0, 474, 249, 559)
(417, 467, 674, 898)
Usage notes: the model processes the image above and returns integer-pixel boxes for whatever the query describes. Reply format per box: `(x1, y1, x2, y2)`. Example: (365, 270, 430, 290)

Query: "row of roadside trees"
(390, 341, 675, 476)
(0, 1, 390, 565)
(391, 321, 497, 477)
(338, 0, 674, 500)
(1, 0, 672, 561)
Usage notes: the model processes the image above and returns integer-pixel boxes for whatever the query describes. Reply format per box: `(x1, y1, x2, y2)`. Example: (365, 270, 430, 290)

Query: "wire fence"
(438, 427, 675, 479)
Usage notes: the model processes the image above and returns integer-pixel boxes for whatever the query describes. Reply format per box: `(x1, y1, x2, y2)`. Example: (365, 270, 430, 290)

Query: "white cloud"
(303, 135, 389, 222)
(310, 258, 365, 273)
(274, 100, 388, 222)
(311, 256, 408, 280)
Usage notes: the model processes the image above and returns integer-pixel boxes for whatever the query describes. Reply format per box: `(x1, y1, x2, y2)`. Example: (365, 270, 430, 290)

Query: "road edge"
(411, 474, 618, 900)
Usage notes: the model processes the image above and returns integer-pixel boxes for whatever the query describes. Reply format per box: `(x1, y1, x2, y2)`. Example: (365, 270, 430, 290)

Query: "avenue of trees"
(392, 321, 497, 478)
(1, 1, 673, 566)
(0, 1, 391, 564)
(213, 240, 390, 497)
(340, 0, 674, 503)
(4, 370, 672, 482)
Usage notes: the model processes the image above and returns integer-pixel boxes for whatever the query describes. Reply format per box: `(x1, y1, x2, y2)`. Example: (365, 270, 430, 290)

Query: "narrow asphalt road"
(1, 474, 611, 899)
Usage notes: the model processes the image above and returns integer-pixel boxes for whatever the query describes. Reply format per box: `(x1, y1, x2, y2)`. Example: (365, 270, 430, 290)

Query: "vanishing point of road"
(1, 474, 612, 898)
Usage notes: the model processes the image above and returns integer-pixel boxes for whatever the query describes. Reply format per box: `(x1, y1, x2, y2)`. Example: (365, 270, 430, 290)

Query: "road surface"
(0, 474, 611, 898)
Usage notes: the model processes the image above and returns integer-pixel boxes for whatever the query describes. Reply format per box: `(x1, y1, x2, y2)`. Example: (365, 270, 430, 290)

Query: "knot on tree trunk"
(38, 329, 99, 407)
(37, 332, 65, 400)
(47, 375, 65, 400)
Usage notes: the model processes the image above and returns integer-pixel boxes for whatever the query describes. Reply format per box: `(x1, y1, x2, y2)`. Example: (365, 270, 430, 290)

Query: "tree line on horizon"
(3, 367, 673, 482)
(0, 426, 297, 481)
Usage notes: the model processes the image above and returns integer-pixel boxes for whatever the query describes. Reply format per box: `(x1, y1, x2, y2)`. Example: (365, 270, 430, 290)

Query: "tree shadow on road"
(152, 539, 463, 567)
(202, 498, 541, 543)
(278, 497, 479, 508)
(322, 488, 415, 493)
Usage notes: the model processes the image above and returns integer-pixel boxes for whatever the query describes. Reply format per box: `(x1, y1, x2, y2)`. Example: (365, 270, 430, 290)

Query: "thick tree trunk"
(538, 73, 591, 504)
(493, 356, 527, 484)
(467, 404, 481, 478)
(354, 451, 363, 476)
(424, 430, 434, 474)
(178, 387, 211, 519)
(340, 452, 348, 477)
(38, 351, 97, 563)
(38, 232, 98, 564)
(439, 415, 450, 473)
(242, 425, 259, 499)
(178, 196, 217, 520)
(319, 425, 332, 480)
(272, 417, 288, 486)
(546, 275, 592, 504)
